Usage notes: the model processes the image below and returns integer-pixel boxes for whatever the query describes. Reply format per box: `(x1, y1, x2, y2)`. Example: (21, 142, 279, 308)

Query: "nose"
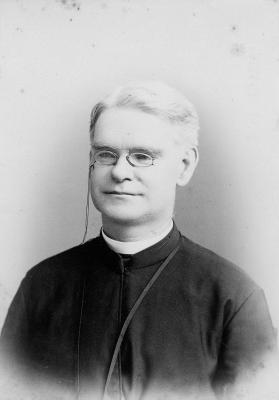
(110, 155, 134, 182)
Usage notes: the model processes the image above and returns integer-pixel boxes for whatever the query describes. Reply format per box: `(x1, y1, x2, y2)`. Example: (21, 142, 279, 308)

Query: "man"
(0, 81, 276, 399)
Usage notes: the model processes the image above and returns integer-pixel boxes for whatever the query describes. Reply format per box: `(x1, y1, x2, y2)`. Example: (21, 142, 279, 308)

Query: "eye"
(130, 153, 153, 166)
(95, 151, 117, 164)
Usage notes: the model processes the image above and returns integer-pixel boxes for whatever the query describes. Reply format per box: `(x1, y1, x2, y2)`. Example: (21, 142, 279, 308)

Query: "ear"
(176, 146, 199, 187)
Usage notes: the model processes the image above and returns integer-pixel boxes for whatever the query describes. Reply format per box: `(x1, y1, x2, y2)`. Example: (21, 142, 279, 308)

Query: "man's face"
(90, 107, 195, 230)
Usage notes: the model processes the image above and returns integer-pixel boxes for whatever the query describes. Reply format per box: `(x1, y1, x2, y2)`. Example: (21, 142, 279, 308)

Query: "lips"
(105, 191, 137, 196)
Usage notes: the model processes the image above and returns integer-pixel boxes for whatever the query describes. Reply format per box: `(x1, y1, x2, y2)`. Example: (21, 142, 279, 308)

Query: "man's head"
(88, 81, 199, 238)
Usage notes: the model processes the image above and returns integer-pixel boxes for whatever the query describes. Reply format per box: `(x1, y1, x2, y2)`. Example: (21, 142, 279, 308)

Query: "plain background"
(1, 0, 279, 333)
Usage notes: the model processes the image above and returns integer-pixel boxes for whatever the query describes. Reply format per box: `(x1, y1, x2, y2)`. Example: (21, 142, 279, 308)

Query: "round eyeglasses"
(92, 150, 155, 167)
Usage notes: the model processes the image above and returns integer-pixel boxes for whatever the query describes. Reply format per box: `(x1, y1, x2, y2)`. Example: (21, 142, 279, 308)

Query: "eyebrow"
(91, 144, 163, 157)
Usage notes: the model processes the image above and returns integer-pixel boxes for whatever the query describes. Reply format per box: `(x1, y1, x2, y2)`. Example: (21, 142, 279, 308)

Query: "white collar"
(102, 220, 174, 255)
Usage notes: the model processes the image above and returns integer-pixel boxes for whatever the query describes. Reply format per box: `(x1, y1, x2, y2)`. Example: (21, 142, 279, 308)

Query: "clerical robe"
(0, 225, 276, 399)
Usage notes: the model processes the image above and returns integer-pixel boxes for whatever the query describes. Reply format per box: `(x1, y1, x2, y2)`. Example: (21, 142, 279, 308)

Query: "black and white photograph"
(0, 1, 279, 399)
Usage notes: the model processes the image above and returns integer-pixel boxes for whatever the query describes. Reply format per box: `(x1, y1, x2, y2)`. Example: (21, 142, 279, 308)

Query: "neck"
(102, 217, 174, 242)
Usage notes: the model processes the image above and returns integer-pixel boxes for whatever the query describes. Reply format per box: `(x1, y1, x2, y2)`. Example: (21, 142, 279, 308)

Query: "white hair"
(89, 80, 199, 147)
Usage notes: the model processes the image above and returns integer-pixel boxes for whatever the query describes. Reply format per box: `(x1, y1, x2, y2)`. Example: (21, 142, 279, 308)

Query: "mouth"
(104, 191, 139, 196)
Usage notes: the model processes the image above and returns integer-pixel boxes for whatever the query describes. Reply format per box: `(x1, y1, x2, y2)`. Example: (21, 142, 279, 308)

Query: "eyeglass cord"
(81, 165, 93, 244)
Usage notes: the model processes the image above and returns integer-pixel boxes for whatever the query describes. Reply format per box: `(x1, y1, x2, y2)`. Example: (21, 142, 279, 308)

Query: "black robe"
(0, 225, 276, 399)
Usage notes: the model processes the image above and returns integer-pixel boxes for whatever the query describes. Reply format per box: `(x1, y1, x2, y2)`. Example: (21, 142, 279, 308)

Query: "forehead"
(92, 108, 179, 150)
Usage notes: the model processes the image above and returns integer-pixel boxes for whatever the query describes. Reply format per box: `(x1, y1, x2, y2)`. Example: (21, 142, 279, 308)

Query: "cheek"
(90, 169, 107, 189)
(145, 170, 177, 198)
(155, 162, 179, 184)
(89, 173, 105, 206)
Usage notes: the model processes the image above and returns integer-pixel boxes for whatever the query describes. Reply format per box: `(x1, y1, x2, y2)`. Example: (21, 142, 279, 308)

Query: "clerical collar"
(101, 220, 174, 255)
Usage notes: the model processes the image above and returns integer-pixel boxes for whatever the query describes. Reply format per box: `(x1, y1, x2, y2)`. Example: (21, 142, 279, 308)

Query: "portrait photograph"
(0, 1, 279, 399)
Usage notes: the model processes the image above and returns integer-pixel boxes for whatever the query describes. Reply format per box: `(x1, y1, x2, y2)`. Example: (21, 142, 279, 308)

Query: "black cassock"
(0, 224, 276, 399)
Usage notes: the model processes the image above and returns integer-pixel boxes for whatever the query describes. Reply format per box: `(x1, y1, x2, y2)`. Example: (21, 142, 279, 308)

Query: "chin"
(103, 208, 146, 225)
(93, 198, 141, 220)
(93, 194, 144, 218)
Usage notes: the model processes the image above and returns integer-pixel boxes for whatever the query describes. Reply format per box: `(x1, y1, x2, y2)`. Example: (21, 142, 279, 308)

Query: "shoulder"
(177, 233, 260, 302)
(22, 236, 103, 288)
(175, 234, 273, 333)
